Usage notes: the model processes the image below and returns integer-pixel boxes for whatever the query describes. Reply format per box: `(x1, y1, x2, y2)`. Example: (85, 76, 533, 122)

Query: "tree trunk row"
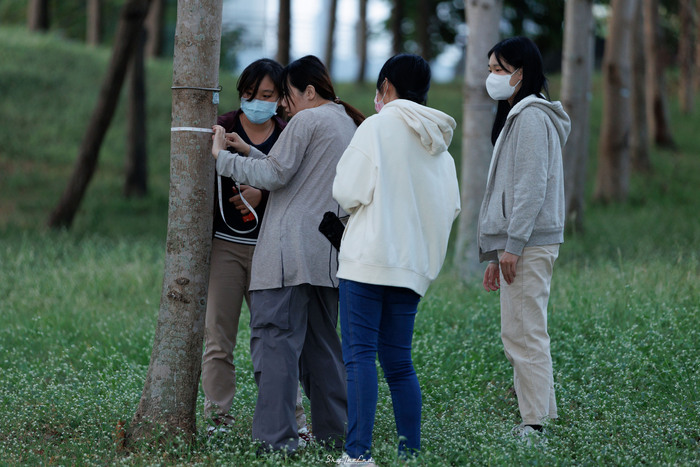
(561, 0, 594, 231)
(277, 0, 291, 65)
(325, 0, 338, 72)
(47, 0, 153, 229)
(594, 0, 636, 203)
(356, 0, 368, 84)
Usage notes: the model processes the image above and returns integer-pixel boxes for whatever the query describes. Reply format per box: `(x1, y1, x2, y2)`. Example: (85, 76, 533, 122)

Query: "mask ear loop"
(217, 175, 259, 234)
(376, 78, 388, 103)
(510, 68, 522, 88)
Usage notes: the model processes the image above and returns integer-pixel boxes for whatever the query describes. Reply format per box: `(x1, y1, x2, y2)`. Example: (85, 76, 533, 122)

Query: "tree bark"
(47, 0, 153, 229)
(87, 0, 101, 46)
(325, 0, 338, 72)
(145, 0, 164, 58)
(454, 0, 502, 280)
(355, 0, 368, 84)
(277, 0, 291, 65)
(125, 27, 148, 198)
(678, 0, 695, 114)
(27, 0, 49, 31)
(418, 0, 431, 60)
(594, 0, 636, 203)
(561, 0, 594, 232)
(128, 0, 222, 442)
(392, 0, 405, 55)
(695, 1, 700, 94)
(643, 0, 675, 148)
(630, 2, 651, 172)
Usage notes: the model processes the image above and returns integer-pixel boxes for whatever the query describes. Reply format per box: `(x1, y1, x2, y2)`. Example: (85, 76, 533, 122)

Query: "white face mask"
(485, 69, 520, 101)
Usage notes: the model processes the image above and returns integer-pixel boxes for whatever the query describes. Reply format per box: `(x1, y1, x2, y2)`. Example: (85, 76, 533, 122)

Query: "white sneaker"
(512, 424, 546, 446)
(206, 424, 229, 435)
(338, 452, 377, 466)
(297, 425, 315, 448)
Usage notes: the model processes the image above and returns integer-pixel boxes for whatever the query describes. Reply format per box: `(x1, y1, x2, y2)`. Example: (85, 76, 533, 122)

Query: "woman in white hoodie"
(479, 36, 570, 441)
(333, 54, 461, 465)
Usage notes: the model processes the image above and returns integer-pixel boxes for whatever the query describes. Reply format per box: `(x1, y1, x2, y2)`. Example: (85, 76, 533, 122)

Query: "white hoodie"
(333, 99, 461, 296)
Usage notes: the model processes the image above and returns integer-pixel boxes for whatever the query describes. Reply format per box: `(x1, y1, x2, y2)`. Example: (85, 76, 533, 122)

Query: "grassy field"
(1, 27, 698, 466)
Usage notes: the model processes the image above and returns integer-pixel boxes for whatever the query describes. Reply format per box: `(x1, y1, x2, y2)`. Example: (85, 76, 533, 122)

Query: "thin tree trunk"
(47, 0, 153, 229)
(87, 0, 101, 46)
(678, 0, 695, 114)
(128, 0, 222, 443)
(325, 0, 338, 72)
(355, 0, 368, 84)
(392, 0, 405, 55)
(418, 0, 431, 60)
(594, 0, 636, 203)
(27, 0, 49, 31)
(561, 0, 594, 232)
(454, 0, 503, 280)
(145, 0, 164, 58)
(125, 27, 148, 198)
(630, 2, 651, 172)
(695, 0, 700, 94)
(277, 0, 291, 65)
(643, 0, 675, 148)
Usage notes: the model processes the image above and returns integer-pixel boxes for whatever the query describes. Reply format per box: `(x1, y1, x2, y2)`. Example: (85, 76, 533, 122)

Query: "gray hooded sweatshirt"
(478, 95, 571, 262)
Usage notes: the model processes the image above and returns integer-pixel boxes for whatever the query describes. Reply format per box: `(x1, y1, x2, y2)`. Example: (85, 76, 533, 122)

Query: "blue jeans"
(339, 279, 422, 459)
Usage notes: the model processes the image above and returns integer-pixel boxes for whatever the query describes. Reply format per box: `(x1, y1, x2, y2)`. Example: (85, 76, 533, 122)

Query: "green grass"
(1, 26, 699, 465)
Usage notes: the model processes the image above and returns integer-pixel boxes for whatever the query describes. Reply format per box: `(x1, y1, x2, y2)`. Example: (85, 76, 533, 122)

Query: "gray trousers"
(201, 239, 308, 428)
(250, 284, 347, 451)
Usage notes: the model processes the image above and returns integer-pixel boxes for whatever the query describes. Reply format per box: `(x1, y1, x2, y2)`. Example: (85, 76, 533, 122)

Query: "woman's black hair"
(376, 54, 431, 105)
(488, 36, 549, 144)
(283, 55, 365, 126)
(236, 58, 284, 101)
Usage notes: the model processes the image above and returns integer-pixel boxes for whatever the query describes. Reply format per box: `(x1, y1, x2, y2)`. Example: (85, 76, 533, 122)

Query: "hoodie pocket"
(482, 191, 508, 235)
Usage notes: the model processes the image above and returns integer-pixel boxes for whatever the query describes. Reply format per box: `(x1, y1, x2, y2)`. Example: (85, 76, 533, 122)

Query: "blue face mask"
(240, 98, 278, 124)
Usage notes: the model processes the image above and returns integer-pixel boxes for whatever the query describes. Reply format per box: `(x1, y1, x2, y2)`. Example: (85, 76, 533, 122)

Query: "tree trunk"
(125, 27, 148, 198)
(678, 0, 695, 114)
(630, 2, 651, 172)
(87, 0, 101, 46)
(127, 0, 222, 443)
(453, 0, 503, 280)
(594, 0, 636, 203)
(561, 0, 594, 232)
(392, 0, 405, 55)
(355, 0, 368, 84)
(643, 0, 675, 148)
(277, 0, 291, 65)
(47, 0, 153, 229)
(27, 0, 49, 31)
(145, 0, 164, 58)
(418, 0, 431, 60)
(325, 0, 338, 73)
(695, 2, 700, 94)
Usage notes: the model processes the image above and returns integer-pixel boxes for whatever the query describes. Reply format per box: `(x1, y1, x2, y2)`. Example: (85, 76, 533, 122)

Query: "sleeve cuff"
(505, 237, 526, 256)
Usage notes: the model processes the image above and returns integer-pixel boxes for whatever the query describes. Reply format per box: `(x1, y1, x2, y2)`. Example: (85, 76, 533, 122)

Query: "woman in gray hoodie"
(478, 36, 571, 441)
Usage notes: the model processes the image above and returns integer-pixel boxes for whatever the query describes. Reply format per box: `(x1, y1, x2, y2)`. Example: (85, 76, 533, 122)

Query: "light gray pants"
(499, 244, 559, 425)
(250, 285, 347, 451)
(201, 239, 307, 426)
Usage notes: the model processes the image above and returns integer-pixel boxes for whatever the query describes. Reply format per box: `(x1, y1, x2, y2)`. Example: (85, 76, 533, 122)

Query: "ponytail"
(335, 98, 365, 127)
